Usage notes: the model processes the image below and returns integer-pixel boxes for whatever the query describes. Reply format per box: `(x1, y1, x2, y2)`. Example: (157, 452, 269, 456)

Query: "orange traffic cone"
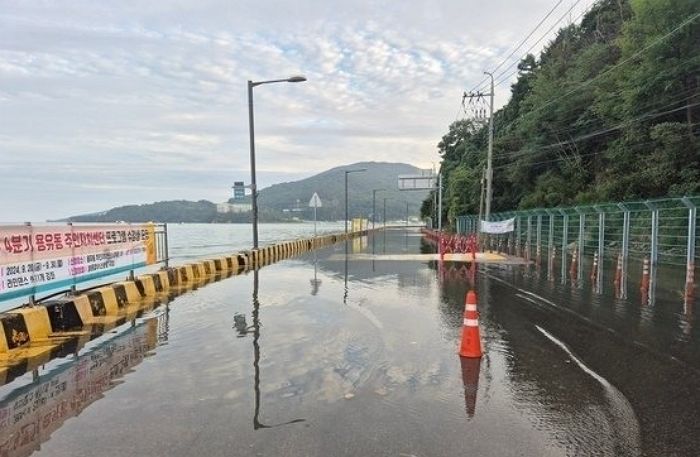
(459, 290, 482, 358)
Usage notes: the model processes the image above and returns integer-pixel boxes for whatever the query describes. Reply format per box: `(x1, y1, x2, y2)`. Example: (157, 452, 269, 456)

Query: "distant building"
(216, 202, 252, 214)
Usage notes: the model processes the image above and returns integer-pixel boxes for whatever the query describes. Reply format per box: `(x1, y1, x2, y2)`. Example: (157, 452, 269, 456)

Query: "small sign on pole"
(309, 192, 322, 237)
(308, 193, 322, 208)
(233, 181, 246, 200)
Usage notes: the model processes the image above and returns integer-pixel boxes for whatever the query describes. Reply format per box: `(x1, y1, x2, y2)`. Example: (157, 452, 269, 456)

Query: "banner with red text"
(0, 224, 156, 302)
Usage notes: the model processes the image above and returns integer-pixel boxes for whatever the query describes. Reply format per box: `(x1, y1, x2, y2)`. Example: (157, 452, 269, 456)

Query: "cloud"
(0, 0, 598, 220)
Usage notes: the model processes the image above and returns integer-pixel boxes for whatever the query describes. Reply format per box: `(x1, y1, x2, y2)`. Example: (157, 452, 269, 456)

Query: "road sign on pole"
(309, 193, 322, 237)
(308, 193, 322, 208)
(233, 181, 246, 200)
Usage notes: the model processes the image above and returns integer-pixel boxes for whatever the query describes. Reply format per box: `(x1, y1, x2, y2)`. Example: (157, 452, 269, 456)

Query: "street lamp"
(344, 168, 366, 234)
(248, 75, 307, 249)
(371, 188, 385, 231)
(383, 197, 391, 229)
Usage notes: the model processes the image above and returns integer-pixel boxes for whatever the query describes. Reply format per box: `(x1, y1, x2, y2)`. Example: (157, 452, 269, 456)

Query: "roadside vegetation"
(423, 0, 699, 226)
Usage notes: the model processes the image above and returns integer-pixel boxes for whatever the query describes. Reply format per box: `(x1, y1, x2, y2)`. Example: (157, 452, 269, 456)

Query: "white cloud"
(0, 0, 598, 220)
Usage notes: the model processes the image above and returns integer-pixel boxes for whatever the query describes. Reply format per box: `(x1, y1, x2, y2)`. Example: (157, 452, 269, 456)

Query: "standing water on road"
(0, 227, 698, 456)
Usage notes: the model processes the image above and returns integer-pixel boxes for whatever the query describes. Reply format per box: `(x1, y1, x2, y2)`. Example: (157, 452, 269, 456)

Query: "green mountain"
(66, 200, 220, 223)
(255, 161, 428, 221)
(65, 162, 428, 223)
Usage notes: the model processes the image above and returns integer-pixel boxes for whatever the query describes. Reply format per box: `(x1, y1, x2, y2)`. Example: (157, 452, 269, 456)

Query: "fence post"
(24, 221, 35, 306)
(575, 207, 585, 284)
(681, 197, 696, 300)
(644, 200, 659, 266)
(515, 215, 521, 257)
(536, 213, 542, 265)
(618, 203, 630, 299)
(526, 215, 533, 261)
(559, 209, 568, 284)
(644, 201, 659, 304)
(545, 209, 555, 279)
(546, 210, 554, 259)
(594, 206, 605, 292)
(163, 222, 170, 269)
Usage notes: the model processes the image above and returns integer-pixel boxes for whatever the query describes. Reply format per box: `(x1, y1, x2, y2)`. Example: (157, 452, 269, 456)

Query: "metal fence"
(154, 223, 170, 268)
(456, 196, 699, 293)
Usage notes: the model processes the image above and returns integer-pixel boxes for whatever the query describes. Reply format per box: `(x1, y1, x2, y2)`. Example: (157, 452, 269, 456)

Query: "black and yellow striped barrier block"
(0, 230, 370, 383)
(178, 264, 196, 283)
(113, 281, 143, 305)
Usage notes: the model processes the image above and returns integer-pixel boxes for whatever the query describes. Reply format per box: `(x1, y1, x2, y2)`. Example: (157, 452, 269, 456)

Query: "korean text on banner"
(480, 218, 515, 234)
(0, 224, 155, 302)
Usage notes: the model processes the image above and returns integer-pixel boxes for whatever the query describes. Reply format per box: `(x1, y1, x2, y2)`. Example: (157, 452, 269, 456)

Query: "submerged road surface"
(1, 228, 698, 456)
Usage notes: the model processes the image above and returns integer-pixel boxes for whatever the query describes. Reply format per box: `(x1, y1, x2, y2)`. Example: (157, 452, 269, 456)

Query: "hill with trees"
(422, 0, 699, 226)
(255, 161, 428, 221)
(66, 162, 428, 223)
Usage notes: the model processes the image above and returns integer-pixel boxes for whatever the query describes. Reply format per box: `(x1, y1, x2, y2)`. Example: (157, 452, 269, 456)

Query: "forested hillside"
(423, 0, 699, 225)
(65, 162, 427, 222)
(256, 162, 427, 221)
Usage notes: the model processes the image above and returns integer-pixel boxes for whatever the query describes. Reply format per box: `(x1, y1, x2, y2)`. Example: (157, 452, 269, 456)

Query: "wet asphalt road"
(1, 228, 699, 457)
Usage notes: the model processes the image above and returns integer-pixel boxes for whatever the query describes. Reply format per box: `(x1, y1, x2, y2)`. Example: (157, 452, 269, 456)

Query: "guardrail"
(0, 222, 169, 308)
(456, 196, 699, 292)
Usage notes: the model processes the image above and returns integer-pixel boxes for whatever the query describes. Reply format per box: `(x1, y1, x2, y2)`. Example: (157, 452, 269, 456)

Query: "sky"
(0, 0, 596, 221)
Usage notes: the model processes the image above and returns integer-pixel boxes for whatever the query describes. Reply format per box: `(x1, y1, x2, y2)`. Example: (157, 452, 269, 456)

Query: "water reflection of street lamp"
(310, 250, 321, 295)
(371, 188, 385, 231)
(383, 197, 392, 253)
(248, 269, 306, 429)
(247, 75, 307, 250)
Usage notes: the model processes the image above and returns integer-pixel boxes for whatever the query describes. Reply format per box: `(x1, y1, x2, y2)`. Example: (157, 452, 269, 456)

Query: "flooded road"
(1, 228, 698, 456)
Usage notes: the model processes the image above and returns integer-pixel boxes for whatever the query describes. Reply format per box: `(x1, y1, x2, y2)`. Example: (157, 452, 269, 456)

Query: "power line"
(493, 121, 700, 170)
(491, 0, 588, 89)
(469, 0, 568, 93)
(491, 87, 699, 155)
(522, 10, 700, 121)
(492, 100, 700, 163)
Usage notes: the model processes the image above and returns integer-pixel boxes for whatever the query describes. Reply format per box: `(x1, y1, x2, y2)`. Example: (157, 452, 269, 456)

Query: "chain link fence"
(456, 196, 699, 297)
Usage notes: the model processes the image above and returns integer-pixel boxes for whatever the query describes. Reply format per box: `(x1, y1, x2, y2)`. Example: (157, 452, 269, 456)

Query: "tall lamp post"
(372, 188, 385, 231)
(344, 168, 366, 234)
(248, 75, 307, 249)
(383, 197, 391, 229)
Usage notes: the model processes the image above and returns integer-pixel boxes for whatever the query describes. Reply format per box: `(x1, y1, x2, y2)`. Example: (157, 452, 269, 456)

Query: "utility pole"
(431, 162, 437, 229)
(485, 72, 494, 218)
(478, 168, 486, 233)
(437, 173, 443, 231)
(464, 72, 495, 218)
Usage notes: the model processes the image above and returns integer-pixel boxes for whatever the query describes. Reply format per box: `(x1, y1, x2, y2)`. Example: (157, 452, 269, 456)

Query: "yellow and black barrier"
(0, 229, 370, 381)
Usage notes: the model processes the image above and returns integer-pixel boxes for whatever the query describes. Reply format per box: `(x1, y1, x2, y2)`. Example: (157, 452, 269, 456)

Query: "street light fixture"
(247, 75, 307, 249)
(344, 168, 367, 234)
(371, 188, 386, 231)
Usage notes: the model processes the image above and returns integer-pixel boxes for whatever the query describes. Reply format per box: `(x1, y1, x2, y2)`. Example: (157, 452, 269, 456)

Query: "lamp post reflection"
(241, 269, 305, 430)
(310, 250, 322, 295)
(344, 241, 349, 304)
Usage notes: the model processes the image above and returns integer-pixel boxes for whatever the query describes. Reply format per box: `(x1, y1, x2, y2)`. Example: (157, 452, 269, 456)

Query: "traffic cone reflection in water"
(459, 290, 482, 358)
(460, 357, 481, 419)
